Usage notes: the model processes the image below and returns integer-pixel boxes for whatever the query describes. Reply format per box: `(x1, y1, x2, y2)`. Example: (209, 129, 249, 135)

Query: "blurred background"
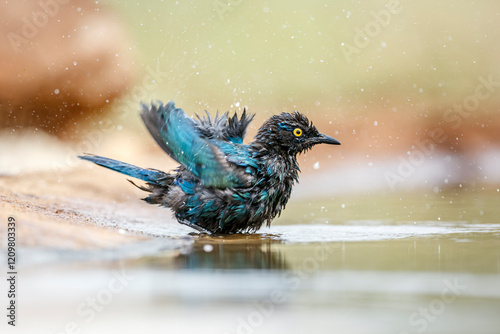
(1, 1, 500, 333)
(1, 0, 500, 189)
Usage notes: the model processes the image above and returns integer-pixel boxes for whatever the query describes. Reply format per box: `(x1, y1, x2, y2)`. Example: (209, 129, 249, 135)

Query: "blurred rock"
(0, 0, 135, 136)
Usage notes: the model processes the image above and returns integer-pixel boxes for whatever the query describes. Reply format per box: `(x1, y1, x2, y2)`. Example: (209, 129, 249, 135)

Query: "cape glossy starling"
(79, 101, 340, 234)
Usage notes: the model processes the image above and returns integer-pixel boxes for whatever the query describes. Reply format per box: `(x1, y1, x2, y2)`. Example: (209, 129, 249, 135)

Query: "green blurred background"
(1, 0, 499, 188)
(1, 3, 500, 334)
(106, 0, 500, 188)
(111, 0, 500, 114)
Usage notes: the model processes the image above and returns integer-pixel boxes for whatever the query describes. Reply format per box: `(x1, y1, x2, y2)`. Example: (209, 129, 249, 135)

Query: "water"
(9, 189, 500, 333)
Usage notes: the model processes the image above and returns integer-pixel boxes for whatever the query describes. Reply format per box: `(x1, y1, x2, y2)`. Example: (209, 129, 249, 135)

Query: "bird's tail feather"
(78, 154, 166, 184)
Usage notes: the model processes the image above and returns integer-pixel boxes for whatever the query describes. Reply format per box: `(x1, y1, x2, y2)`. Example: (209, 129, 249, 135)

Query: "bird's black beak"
(316, 133, 341, 145)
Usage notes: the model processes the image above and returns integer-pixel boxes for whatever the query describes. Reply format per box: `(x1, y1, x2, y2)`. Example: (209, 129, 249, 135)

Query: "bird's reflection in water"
(175, 233, 288, 270)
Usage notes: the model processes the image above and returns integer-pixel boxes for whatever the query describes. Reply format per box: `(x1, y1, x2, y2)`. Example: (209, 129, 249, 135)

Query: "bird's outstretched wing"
(194, 108, 254, 144)
(141, 101, 254, 188)
(224, 109, 254, 144)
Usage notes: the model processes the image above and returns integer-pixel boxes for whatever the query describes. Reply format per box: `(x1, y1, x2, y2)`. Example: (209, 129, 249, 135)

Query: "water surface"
(14, 188, 500, 334)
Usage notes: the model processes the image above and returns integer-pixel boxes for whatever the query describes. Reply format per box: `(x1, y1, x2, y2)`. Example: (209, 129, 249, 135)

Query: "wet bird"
(79, 101, 340, 234)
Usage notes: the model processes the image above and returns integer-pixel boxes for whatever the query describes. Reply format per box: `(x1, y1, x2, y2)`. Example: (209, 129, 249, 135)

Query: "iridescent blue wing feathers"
(140, 101, 253, 188)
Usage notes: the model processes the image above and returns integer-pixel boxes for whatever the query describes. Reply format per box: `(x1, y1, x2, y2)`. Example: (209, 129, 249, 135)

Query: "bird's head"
(254, 112, 340, 155)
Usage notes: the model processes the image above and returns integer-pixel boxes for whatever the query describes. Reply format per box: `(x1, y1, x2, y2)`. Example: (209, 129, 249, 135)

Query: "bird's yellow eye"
(293, 128, 303, 137)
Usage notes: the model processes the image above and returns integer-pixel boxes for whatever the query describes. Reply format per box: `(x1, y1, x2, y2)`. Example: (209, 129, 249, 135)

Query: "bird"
(79, 101, 340, 234)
